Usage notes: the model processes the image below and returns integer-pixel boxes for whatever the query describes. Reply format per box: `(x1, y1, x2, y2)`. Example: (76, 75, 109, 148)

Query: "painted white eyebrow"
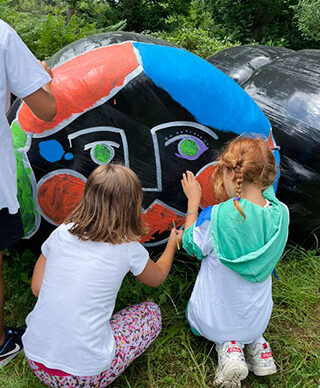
(67, 126, 129, 167)
(84, 141, 120, 151)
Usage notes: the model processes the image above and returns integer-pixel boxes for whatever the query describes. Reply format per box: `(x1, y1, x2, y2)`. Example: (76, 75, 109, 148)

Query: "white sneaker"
(214, 341, 249, 387)
(245, 341, 277, 376)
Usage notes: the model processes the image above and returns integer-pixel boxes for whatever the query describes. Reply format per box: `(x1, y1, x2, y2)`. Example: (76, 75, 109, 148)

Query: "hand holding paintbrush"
(172, 221, 180, 250)
(171, 221, 183, 251)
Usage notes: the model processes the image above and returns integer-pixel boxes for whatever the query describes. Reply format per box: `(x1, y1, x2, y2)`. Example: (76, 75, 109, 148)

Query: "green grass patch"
(1, 246, 319, 387)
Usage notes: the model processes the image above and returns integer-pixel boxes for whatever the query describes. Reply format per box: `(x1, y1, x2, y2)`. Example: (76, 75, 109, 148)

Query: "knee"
(143, 301, 162, 332)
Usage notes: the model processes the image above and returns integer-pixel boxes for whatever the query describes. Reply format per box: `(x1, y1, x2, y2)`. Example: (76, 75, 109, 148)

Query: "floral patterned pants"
(27, 301, 162, 387)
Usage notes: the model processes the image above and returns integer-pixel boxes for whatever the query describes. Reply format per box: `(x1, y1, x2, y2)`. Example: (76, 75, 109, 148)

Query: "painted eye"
(84, 141, 120, 165)
(165, 135, 208, 160)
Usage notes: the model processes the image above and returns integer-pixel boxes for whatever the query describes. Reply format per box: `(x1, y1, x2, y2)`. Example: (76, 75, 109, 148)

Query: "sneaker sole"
(215, 362, 249, 387)
(214, 379, 241, 388)
(0, 350, 22, 369)
(247, 363, 277, 376)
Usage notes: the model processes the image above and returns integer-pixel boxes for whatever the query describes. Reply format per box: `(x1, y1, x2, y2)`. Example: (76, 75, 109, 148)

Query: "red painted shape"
(38, 173, 85, 225)
(18, 43, 139, 134)
(140, 203, 185, 243)
(268, 129, 275, 149)
(196, 164, 219, 208)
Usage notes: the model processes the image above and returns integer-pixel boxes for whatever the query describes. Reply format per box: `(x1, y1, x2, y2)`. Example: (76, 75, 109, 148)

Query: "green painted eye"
(179, 139, 199, 157)
(84, 141, 120, 165)
(93, 144, 112, 164)
(165, 134, 208, 161)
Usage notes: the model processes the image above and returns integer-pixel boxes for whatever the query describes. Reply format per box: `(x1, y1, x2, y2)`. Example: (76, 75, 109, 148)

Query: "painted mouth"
(36, 161, 218, 246)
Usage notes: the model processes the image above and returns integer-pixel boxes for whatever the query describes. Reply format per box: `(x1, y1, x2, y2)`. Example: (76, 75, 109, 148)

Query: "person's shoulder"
(0, 20, 23, 53)
(196, 206, 214, 227)
(128, 240, 147, 252)
(49, 223, 75, 242)
(212, 198, 236, 214)
(0, 19, 15, 40)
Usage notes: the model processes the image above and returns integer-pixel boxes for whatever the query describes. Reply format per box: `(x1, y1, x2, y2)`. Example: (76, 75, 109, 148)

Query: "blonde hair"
(65, 164, 146, 243)
(211, 136, 276, 218)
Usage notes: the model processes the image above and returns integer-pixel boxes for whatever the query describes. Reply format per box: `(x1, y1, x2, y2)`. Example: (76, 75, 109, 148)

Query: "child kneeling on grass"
(181, 136, 289, 387)
(22, 164, 182, 387)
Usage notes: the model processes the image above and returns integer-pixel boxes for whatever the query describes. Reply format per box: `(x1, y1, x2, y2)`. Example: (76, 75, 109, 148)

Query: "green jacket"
(183, 186, 289, 283)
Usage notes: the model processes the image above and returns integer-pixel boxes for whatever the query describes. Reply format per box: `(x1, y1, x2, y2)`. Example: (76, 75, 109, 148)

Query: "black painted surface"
(209, 46, 320, 246)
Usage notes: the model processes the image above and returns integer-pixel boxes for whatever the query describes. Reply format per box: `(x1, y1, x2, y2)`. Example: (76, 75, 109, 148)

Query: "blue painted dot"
(64, 152, 74, 160)
(39, 140, 64, 163)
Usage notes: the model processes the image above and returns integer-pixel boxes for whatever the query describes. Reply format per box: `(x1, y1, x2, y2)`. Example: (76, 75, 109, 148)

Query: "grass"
(0, 246, 319, 388)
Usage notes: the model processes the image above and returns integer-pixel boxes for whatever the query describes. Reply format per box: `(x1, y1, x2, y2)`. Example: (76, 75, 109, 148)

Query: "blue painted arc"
(133, 42, 271, 137)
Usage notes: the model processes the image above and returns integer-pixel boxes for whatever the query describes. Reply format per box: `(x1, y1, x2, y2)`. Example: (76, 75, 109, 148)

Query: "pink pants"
(27, 301, 162, 387)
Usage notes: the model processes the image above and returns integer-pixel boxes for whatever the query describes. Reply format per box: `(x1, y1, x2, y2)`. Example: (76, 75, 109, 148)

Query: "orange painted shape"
(196, 164, 218, 208)
(267, 129, 275, 149)
(18, 43, 139, 134)
(140, 203, 185, 243)
(38, 173, 85, 225)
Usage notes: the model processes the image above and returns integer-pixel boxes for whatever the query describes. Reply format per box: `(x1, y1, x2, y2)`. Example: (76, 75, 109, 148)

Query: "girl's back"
(23, 222, 148, 376)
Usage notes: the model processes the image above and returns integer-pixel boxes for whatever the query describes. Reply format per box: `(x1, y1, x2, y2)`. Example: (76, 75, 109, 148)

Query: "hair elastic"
(233, 196, 241, 201)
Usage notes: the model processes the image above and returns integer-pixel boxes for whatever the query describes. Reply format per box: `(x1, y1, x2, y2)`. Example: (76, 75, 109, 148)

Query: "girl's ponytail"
(233, 161, 246, 219)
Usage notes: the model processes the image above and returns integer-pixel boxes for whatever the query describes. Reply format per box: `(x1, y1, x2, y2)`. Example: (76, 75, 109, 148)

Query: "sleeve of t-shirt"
(182, 206, 213, 260)
(129, 242, 150, 276)
(41, 228, 58, 258)
(4, 24, 51, 98)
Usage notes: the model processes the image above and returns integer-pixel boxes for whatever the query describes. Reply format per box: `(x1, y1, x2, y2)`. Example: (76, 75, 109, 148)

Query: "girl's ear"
(227, 168, 236, 181)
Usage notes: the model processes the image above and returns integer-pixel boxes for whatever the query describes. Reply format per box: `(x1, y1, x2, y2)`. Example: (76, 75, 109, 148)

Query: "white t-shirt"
(187, 205, 273, 344)
(22, 223, 149, 376)
(0, 20, 51, 213)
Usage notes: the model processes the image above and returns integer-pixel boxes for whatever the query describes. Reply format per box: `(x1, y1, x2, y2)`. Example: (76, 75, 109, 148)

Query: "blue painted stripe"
(133, 42, 271, 137)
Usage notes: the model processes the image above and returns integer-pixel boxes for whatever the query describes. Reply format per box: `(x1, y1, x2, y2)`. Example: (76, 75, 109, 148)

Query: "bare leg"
(0, 251, 5, 345)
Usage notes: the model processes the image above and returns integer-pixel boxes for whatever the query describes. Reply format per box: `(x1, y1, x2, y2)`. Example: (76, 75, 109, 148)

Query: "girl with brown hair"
(181, 136, 289, 387)
(22, 163, 182, 387)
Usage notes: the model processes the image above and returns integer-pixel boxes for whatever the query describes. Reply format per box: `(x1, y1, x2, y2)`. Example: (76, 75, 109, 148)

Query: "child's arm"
(31, 254, 47, 297)
(136, 228, 183, 287)
(181, 171, 213, 259)
(23, 61, 56, 122)
(181, 170, 202, 229)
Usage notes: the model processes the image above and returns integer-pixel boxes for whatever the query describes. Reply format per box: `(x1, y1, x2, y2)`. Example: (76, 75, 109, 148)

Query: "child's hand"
(168, 227, 183, 250)
(39, 60, 53, 80)
(181, 170, 202, 204)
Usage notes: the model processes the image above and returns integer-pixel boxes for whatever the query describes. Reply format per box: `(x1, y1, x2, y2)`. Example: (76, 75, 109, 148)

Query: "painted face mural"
(209, 45, 320, 246)
(8, 34, 277, 249)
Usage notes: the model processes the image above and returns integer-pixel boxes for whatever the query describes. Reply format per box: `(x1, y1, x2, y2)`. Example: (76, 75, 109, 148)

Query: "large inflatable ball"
(209, 45, 320, 245)
(8, 34, 278, 249)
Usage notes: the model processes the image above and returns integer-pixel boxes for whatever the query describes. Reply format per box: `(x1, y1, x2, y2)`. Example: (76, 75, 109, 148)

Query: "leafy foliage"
(36, 11, 97, 57)
(152, 28, 236, 59)
(150, 0, 237, 58)
(0, 0, 125, 58)
(293, 0, 320, 44)
(204, 0, 303, 48)
(106, 0, 192, 32)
